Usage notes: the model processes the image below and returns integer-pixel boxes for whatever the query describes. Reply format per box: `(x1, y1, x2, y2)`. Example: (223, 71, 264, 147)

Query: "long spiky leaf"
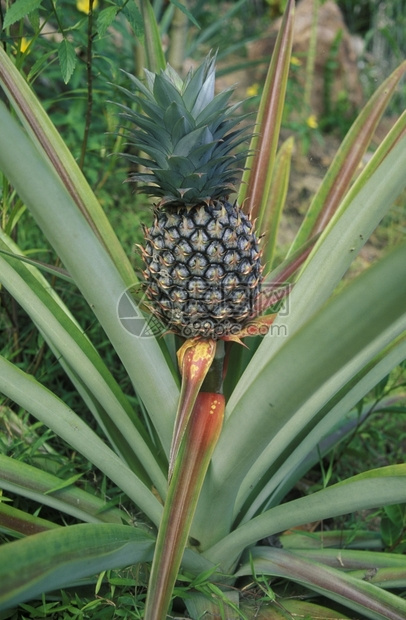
(238, 0, 294, 220)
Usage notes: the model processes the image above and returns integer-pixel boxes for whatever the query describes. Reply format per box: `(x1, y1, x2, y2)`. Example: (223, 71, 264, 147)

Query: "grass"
(1, 571, 149, 619)
(332, 363, 406, 483)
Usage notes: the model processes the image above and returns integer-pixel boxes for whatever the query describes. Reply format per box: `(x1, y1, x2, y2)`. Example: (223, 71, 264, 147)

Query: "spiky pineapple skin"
(142, 200, 262, 339)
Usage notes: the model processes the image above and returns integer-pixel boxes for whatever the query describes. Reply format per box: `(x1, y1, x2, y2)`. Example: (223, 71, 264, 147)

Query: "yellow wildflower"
(16, 38, 31, 54)
(290, 56, 302, 66)
(246, 83, 260, 97)
(76, 0, 98, 14)
(306, 114, 318, 129)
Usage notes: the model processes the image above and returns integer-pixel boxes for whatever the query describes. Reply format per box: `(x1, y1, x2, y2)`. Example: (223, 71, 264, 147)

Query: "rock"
(247, 0, 364, 119)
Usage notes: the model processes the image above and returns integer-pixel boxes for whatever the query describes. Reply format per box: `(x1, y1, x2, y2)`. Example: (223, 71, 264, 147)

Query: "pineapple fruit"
(119, 55, 263, 340)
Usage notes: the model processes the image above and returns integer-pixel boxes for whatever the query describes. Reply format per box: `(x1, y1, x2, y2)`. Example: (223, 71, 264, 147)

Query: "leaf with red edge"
(260, 136, 294, 271)
(238, 0, 295, 224)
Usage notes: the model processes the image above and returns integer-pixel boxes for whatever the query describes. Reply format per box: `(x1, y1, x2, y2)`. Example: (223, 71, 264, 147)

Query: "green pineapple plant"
(0, 1, 406, 618)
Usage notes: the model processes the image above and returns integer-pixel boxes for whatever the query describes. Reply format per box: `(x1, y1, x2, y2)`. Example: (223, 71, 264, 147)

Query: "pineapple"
(118, 55, 263, 340)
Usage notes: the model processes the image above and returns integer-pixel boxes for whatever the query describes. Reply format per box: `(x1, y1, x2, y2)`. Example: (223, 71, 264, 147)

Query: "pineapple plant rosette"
(117, 54, 273, 344)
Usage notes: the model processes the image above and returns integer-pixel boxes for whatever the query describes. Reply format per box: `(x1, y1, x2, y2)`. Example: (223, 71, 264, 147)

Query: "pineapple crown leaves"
(116, 53, 251, 205)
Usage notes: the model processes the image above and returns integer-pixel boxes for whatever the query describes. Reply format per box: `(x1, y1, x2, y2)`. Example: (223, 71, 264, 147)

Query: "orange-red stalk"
(143, 391, 225, 620)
